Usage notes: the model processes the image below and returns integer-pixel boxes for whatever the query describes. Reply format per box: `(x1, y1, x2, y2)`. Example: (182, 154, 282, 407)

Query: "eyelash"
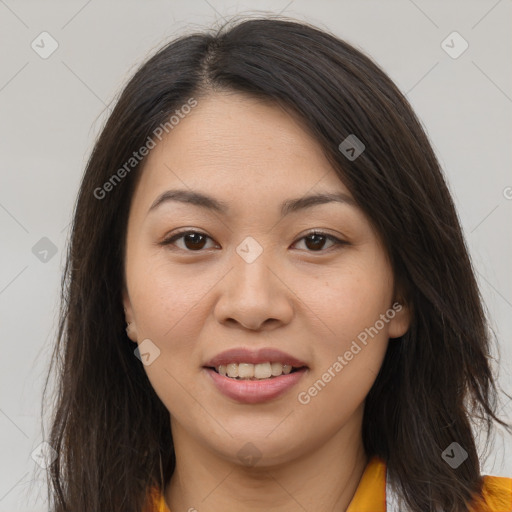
(160, 229, 348, 253)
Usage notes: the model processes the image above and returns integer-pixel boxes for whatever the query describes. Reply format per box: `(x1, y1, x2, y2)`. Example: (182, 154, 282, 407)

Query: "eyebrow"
(147, 188, 357, 217)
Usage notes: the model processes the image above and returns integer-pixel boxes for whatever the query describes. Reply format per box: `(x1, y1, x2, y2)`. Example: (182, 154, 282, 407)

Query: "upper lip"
(203, 347, 308, 368)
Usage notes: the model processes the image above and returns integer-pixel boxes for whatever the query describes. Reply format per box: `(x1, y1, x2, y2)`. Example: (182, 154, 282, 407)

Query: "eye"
(160, 229, 347, 253)
(292, 230, 347, 252)
(160, 230, 217, 251)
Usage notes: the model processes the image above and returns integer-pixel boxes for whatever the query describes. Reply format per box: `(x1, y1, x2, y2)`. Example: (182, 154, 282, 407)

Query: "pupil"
(185, 233, 205, 250)
(306, 234, 325, 251)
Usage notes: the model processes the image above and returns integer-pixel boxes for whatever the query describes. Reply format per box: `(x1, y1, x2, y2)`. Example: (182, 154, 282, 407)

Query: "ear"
(387, 299, 412, 339)
(122, 287, 139, 343)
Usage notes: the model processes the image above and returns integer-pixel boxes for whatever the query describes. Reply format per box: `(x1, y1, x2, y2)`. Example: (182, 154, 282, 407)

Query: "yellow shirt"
(147, 456, 512, 511)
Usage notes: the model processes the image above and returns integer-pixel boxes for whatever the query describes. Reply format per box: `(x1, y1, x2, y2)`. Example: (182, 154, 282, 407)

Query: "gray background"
(1, 1, 511, 510)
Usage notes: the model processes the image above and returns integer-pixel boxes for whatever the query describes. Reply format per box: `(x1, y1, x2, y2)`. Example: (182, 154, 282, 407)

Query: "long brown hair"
(43, 15, 511, 512)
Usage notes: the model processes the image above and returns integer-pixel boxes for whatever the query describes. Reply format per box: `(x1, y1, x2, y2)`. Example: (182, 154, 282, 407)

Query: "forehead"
(133, 91, 352, 208)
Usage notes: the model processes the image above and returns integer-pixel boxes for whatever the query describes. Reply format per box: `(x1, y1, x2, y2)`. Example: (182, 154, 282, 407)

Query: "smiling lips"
(203, 347, 309, 403)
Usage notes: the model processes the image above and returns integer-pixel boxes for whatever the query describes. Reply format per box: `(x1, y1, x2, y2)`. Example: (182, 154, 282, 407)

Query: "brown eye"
(161, 231, 216, 251)
(161, 230, 347, 253)
(293, 231, 347, 252)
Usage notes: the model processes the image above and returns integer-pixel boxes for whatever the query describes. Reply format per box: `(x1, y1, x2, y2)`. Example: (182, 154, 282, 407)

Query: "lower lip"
(204, 367, 308, 404)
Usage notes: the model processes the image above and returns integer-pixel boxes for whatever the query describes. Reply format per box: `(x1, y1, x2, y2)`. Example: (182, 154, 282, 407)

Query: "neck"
(165, 410, 368, 512)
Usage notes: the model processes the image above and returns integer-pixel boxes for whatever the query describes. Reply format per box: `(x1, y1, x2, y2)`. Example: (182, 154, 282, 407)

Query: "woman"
(43, 16, 512, 512)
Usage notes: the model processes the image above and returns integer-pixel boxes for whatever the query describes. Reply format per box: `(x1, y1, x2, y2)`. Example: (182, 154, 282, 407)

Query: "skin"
(123, 90, 411, 512)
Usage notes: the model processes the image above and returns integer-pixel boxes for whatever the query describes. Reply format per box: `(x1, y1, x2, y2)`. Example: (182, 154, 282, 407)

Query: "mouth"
(202, 347, 309, 403)
(203, 363, 309, 404)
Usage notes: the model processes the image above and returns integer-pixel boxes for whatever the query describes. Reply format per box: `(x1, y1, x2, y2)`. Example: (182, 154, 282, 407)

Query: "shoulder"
(471, 474, 512, 512)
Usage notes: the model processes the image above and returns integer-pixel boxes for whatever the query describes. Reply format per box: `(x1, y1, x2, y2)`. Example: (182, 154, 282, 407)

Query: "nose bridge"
(213, 234, 293, 329)
(235, 234, 267, 266)
(231, 235, 275, 294)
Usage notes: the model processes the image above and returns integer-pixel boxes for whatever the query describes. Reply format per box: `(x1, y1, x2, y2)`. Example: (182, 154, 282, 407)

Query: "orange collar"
(346, 455, 387, 511)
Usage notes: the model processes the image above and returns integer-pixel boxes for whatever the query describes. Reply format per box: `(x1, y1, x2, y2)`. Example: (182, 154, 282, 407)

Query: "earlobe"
(125, 322, 138, 342)
(388, 301, 412, 339)
(122, 290, 138, 343)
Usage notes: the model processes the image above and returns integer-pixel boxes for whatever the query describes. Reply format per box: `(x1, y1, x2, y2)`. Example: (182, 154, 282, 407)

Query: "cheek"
(127, 256, 214, 415)
(297, 273, 392, 420)
(300, 253, 393, 407)
(129, 252, 216, 342)
(309, 256, 394, 344)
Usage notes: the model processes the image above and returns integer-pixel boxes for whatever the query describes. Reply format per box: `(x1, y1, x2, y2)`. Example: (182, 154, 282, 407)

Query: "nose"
(213, 244, 294, 332)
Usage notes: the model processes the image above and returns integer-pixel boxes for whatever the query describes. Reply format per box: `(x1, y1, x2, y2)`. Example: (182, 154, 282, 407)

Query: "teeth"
(271, 362, 283, 376)
(216, 362, 295, 379)
(226, 363, 238, 378)
(254, 362, 272, 379)
(238, 363, 254, 379)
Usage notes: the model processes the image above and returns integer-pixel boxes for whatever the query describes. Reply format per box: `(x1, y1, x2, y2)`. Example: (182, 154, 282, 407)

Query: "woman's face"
(123, 91, 410, 467)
